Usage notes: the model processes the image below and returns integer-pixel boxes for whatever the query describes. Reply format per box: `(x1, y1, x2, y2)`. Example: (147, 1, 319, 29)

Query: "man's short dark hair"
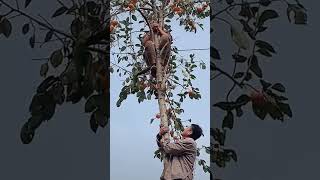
(190, 124, 203, 140)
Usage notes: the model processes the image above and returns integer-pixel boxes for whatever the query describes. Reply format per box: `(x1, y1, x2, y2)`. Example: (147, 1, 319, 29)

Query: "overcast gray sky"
(211, 1, 320, 180)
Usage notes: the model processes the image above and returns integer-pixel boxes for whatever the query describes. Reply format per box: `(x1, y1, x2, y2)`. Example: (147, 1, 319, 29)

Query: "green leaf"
(224, 149, 237, 162)
(67, 5, 78, 14)
(85, 95, 98, 113)
(259, 0, 272, 6)
(250, 55, 262, 78)
(22, 23, 30, 35)
(44, 30, 54, 42)
(37, 76, 58, 93)
(20, 122, 35, 144)
(258, 9, 279, 26)
(52, 7, 68, 18)
(267, 102, 284, 121)
(213, 102, 236, 111)
(278, 102, 292, 117)
(257, 48, 272, 57)
(200, 63, 206, 69)
(255, 40, 276, 53)
(28, 115, 43, 130)
(70, 18, 83, 37)
(120, 46, 126, 51)
(236, 107, 243, 117)
(90, 113, 99, 133)
(29, 93, 56, 120)
(29, 34, 35, 48)
(40, 63, 49, 77)
(230, 25, 250, 50)
(25, 0, 32, 8)
(260, 79, 272, 90)
(236, 94, 251, 106)
(226, 0, 234, 5)
(150, 118, 155, 124)
(0, 18, 12, 38)
(244, 72, 252, 81)
(287, 4, 307, 25)
(257, 26, 268, 33)
(50, 49, 63, 68)
(94, 109, 107, 127)
(132, 15, 137, 21)
(252, 103, 267, 120)
(272, 83, 286, 92)
(294, 9, 307, 24)
(86, 1, 99, 15)
(232, 54, 247, 63)
(211, 46, 221, 60)
(239, 4, 253, 19)
(234, 72, 244, 79)
(222, 111, 234, 129)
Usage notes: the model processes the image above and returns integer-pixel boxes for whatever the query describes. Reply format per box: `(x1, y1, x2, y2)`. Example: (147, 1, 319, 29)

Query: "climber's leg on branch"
(159, 34, 171, 66)
(144, 40, 157, 78)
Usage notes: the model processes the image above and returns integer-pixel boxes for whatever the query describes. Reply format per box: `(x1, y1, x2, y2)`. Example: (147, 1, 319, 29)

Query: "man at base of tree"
(156, 124, 203, 180)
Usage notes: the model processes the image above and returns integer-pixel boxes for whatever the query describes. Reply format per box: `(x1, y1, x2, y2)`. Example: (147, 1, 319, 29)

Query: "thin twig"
(176, 48, 209, 52)
(226, 48, 240, 101)
(212, 0, 286, 19)
(15, 0, 19, 10)
(110, 61, 132, 74)
(7, 13, 22, 19)
(32, 57, 49, 61)
(210, 72, 222, 80)
(0, 0, 74, 40)
(212, 66, 243, 88)
(38, 14, 66, 46)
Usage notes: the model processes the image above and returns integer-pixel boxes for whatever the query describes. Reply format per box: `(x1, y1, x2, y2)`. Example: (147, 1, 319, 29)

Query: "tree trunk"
(154, 10, 169, 140)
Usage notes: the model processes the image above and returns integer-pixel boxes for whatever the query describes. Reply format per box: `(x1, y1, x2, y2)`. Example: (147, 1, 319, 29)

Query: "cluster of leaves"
(210, 0, 306, 178)
(110, 0, 212, 176)
(110, 0, 209, 132)
(0, 0, 110, 143)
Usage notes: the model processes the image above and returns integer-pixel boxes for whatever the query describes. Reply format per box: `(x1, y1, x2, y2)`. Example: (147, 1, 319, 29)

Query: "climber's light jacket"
(156, 134, 197, 180)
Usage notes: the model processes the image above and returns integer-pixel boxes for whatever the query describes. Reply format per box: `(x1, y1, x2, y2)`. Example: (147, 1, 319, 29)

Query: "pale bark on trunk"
(153, 9, 169, 140)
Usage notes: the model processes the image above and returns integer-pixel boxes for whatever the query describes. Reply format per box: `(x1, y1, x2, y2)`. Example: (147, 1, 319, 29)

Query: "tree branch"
(211, 0, 285, 19)
(212, 66, 243, 88)
(0, 0, 74, 40)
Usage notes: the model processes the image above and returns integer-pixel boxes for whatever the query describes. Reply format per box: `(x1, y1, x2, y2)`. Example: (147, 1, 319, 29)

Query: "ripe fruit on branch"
(170, 130, 174, 137)
(155, 83, 161, 90)
(172, 6, 183, 15)
(173, 136, 179, 142)
(111, 20, 118, 27)
(110, 25, 115, 32)
(138, 82, 147, 91)
(130, 0, 138, 4)
(128, 3, 135, 11)
(196, 7, 203, 14)
(187, 20, 196, 31)
(188, 89, 194, 97)
(109, 20, 118, 33)
(250, 91, 267, 106)
(156, 113, 161, 119)
(173, 6, 181, 12)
